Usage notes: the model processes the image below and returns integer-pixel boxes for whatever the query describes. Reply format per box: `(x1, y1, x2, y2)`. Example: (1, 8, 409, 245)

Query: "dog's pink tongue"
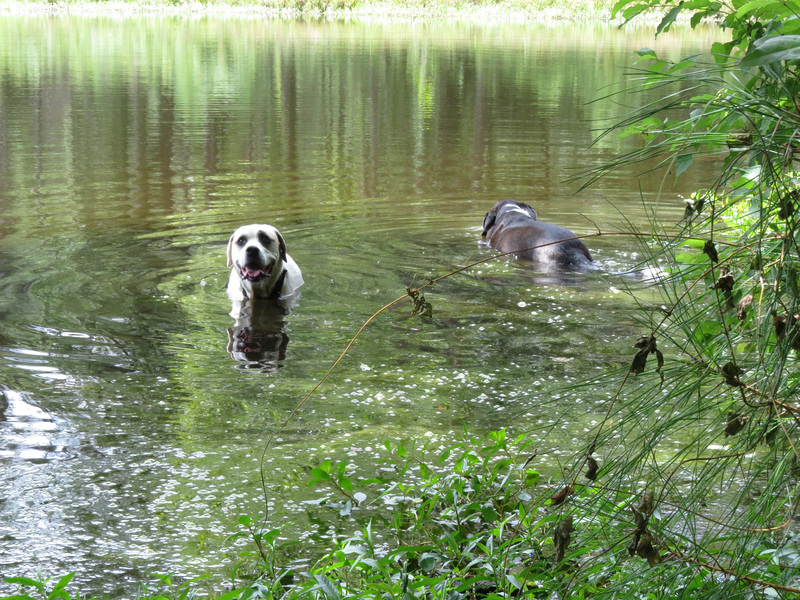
(242, 267, 265, 278)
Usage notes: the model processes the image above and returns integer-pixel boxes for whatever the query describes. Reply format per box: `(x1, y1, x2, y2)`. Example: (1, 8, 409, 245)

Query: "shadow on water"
(0, 15, 719, 597)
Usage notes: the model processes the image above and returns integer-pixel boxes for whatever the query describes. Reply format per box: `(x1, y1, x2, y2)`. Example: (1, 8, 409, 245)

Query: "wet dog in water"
(226, 224, 303, 370)
(481, 200, 594, 271)
(226, 224, 304, 302)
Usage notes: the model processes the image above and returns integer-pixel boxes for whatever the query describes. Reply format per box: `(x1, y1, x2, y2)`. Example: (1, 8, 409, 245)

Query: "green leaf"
(308, 468, 331, 484)
(48, 574, 75, 597)
(735, 0, 769, 17)
(735, 0, 795, 19)
(684, 239, 707, 249)
(3, 578, 43, 590)
(313, 575, 340, 600)
(667, 58, 697, 74)
(480, 505, 500, 522)
(675, 153, 694, 177)
(711, 40, 735, 63)
(657, 5, 683, 35)
(254, 527, 282, 545)
(675, 252, 699, 264)
(339, 476, 353, 493)
(419, 552, 438, 571)
(525, 469, 540, 486)
(612, 0, 649, 19)
(620, 2, 653, 23)
(488, 428, 506, 444)
(216, 588, 249, 600)
(780, 19, 800, 35)
(610, 0, 632, 17)
(741, 35, 800, 67)
(237, 514, 252, 527)
(680, 0, 718, 9)
(635, 47, 658, 60)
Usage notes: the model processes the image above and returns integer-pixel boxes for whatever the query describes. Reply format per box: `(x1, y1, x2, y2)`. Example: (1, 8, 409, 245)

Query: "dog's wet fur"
(226, 224, 303, 302)
(482, 200, 594, 271)
(225, 224, 303, 370)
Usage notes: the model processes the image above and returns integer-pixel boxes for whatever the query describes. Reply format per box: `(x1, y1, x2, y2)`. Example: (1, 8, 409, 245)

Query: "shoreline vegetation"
(0, 0, 638, 23)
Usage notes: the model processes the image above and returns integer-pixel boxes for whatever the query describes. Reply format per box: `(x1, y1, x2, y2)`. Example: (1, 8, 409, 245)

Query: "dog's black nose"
(246, 246, 259, 256)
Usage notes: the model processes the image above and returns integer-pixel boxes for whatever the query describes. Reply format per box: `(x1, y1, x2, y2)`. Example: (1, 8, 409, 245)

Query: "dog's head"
(227, 224, 287, 287)
(481, 200, 538, 236)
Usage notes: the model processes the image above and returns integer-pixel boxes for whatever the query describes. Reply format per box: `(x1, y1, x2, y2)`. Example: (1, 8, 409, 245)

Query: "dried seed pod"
(553, 516, 574, 563)
(737, 293, 753, 322)
(630, 336, 663, 375)
(550, 486, 573, 506)
(725, 412, 748, 437)
(722, 362, 743, 387)
(638, 491, 654, 516)
(703, 240, 719, 263)
(637, 533, 662, 567)
(630, 349, 649, 375)
(585, 456, 599, 481)
(779, 190, 798, 220)
(711, 268, 734, 291)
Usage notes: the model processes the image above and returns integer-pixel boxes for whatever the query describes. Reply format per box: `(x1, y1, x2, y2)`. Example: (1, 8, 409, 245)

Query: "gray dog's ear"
(226, 233, 235, 268)
(482, 211, 496, 236)
(276, 230, 287, 263)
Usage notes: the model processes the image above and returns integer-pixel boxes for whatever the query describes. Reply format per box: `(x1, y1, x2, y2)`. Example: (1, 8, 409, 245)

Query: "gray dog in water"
(481, 200, 594, 271)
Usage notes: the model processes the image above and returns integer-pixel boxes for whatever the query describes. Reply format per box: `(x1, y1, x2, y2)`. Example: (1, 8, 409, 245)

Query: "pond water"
(0, 15, 720, 597)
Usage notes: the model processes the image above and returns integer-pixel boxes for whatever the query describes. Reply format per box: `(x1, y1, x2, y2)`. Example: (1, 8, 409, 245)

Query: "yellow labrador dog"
(226, 224, 303, 302)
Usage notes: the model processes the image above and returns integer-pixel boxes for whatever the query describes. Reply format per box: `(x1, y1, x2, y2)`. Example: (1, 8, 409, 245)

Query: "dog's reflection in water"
(224, 223, 304, 372)
(227, 298, 295, 372)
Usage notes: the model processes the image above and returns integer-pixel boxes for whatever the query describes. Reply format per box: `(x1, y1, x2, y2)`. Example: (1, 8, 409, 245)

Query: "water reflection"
(0, 14, 720, 598)
(227, 299, 294, 370)
(0, 388, 76, 462)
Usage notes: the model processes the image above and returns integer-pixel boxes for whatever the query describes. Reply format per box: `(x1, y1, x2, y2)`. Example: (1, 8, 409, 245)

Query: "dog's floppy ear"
(482, 211, 496, 237)
(226, 233, 235, 268)
(276, 230, 287, 263)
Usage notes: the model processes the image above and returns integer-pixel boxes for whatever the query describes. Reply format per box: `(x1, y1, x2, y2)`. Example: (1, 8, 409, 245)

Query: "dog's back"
(482, 200, 594, 270)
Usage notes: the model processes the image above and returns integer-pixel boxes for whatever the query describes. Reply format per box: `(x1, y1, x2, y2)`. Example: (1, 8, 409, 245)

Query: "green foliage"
(293, 429, 562, 599)
(306, 459, 368, 516)
(576, 0, 800, 597)
(1, 572, 218, 600)
(1, 573, 83, 600)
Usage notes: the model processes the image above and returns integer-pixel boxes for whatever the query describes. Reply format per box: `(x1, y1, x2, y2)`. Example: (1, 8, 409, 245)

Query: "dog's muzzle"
(238, 262, 274, 282)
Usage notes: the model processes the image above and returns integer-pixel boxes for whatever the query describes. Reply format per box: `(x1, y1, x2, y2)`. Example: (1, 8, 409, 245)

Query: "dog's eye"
(258, 232, 271, 246)
(236, 236, 247, 247)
